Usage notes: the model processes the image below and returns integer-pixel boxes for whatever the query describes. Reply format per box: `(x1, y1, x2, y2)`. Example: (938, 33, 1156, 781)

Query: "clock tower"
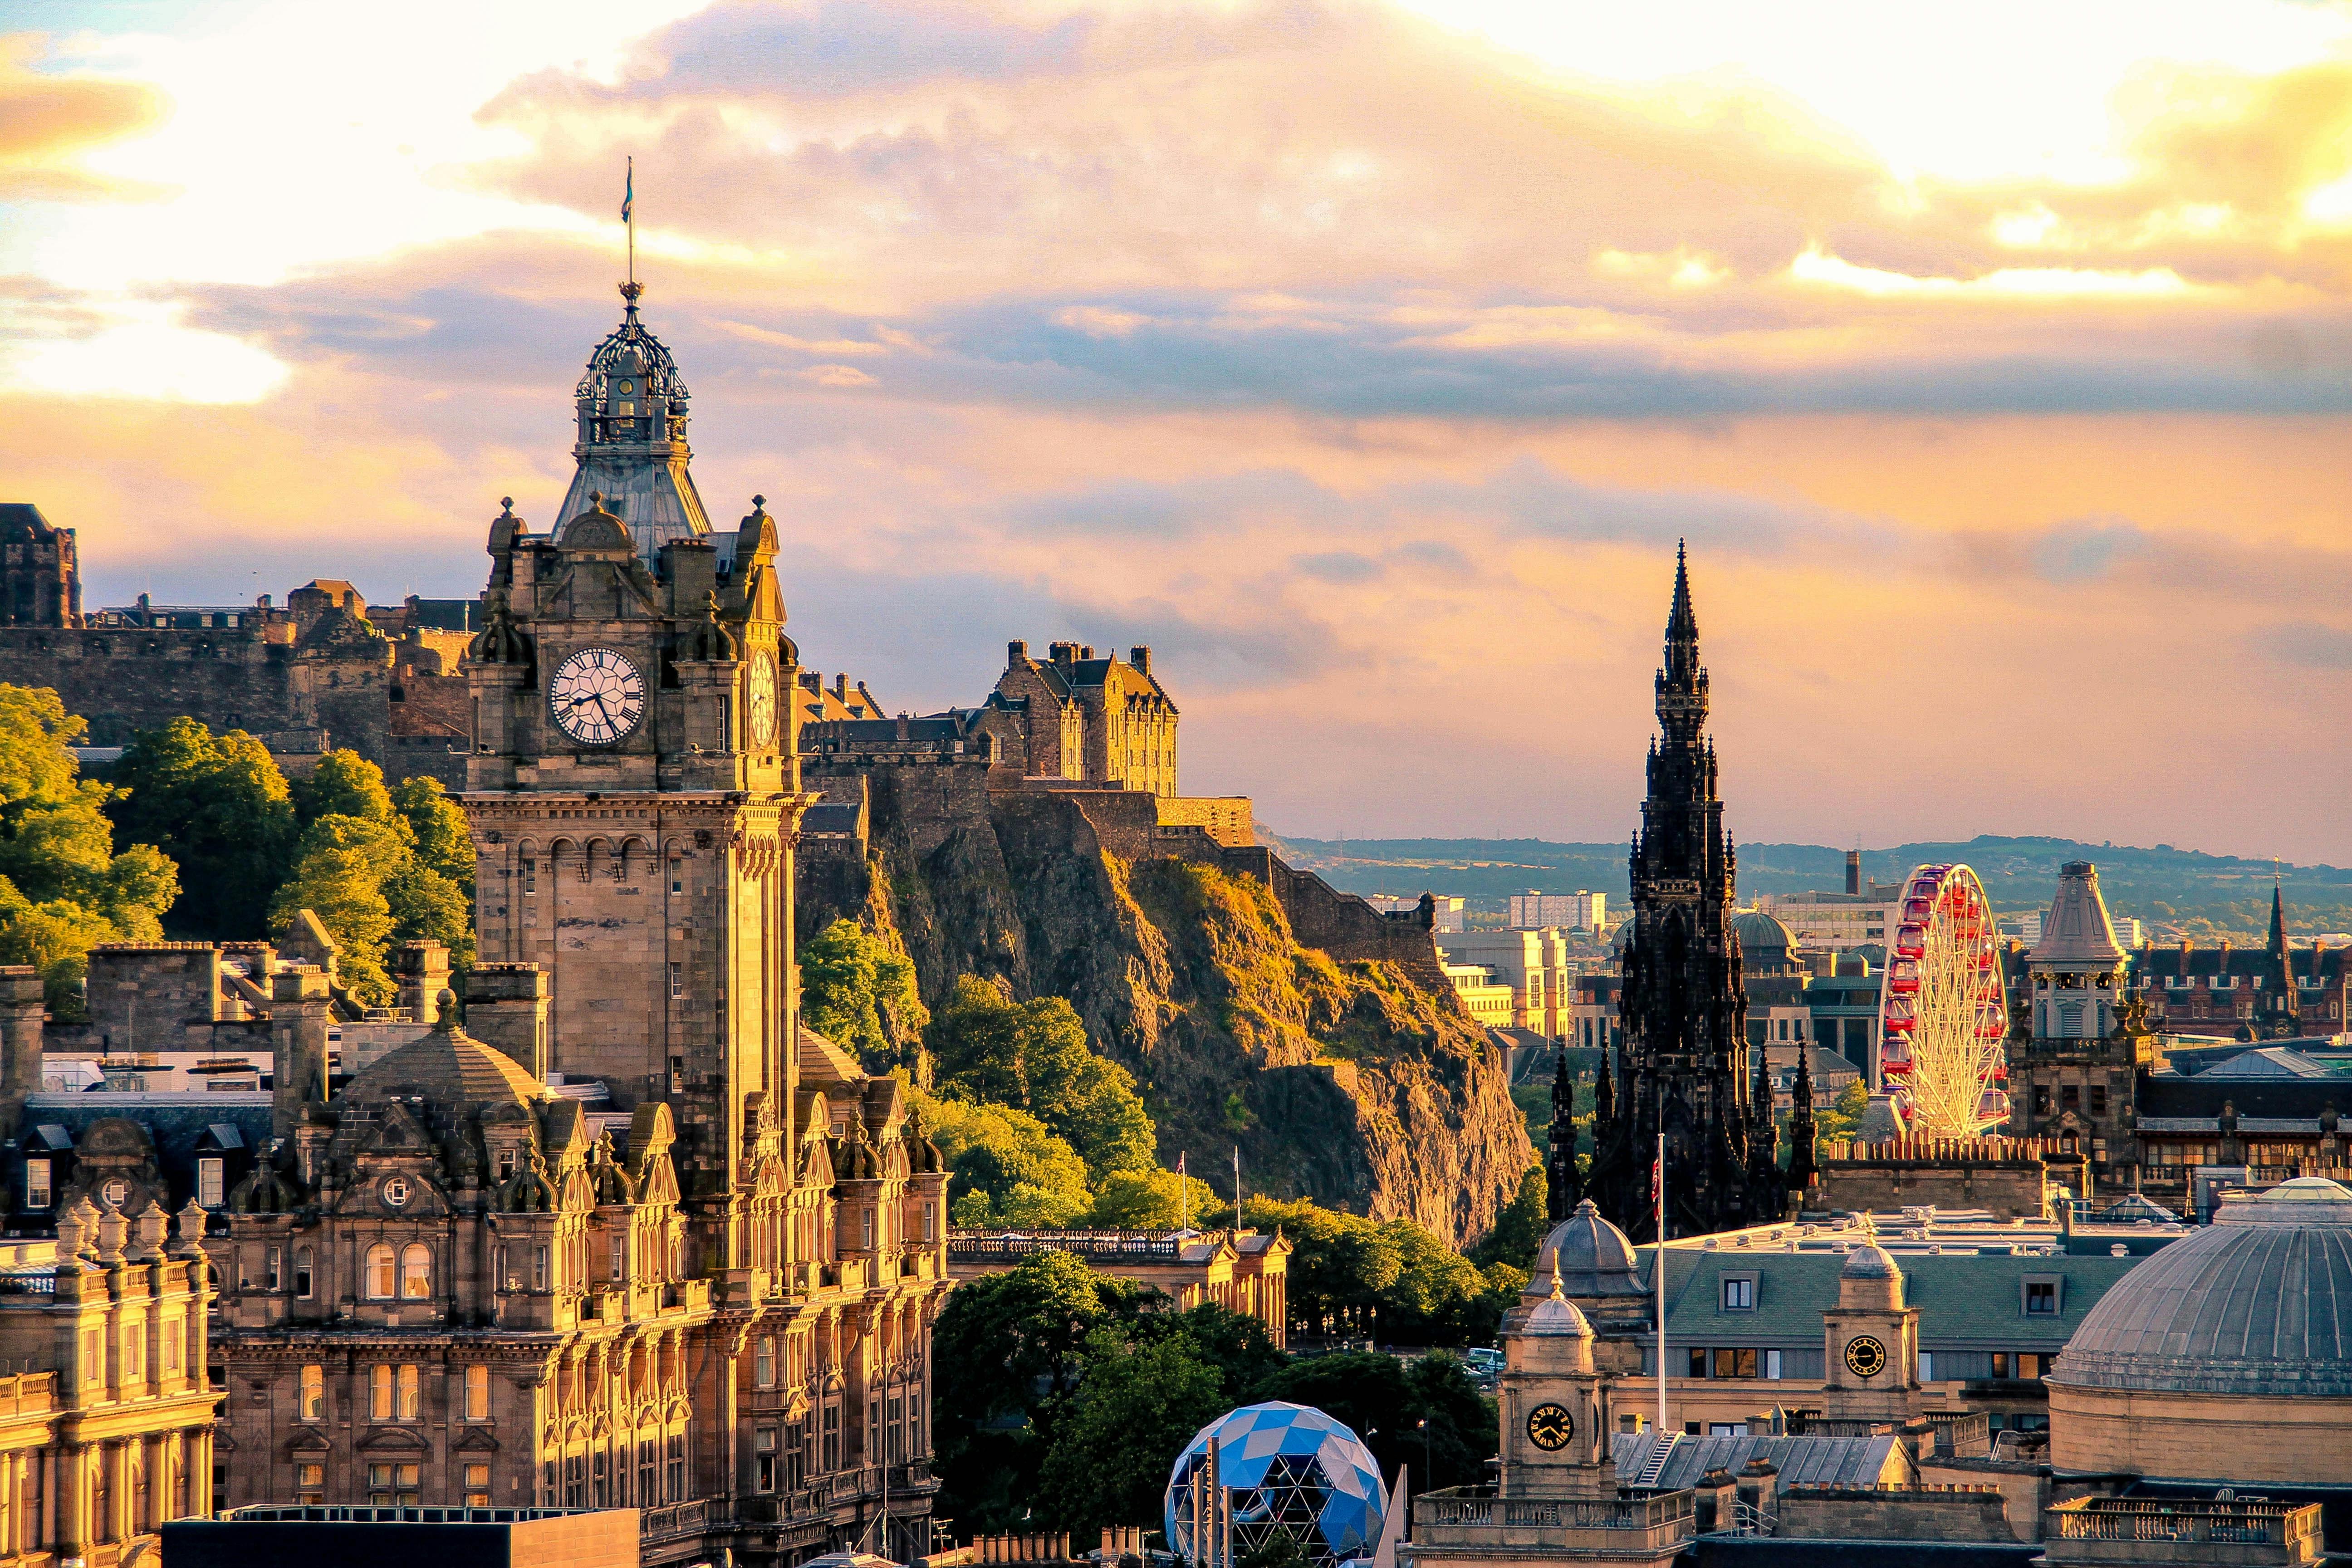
(1498, 1278, 1616, 1498)
(1821, 1240, 1922, 1425)
(462, 283, 811, 1236)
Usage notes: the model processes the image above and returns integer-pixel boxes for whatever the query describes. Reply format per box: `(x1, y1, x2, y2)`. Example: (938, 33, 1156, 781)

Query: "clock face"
(747, 649, 778, 747)
(1844, 1335, 1888, 1379)
(1525, 1402, 1575, 1451)
(548, 647, 646, 745)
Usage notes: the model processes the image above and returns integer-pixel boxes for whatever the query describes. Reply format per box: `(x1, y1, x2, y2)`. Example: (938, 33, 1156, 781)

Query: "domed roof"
(1608, 919, 1634, 956)
(2050, 1177, 2352, 1399)
(1527, 1198, 1649, 1298)
(344, 1026, 551, 1110)
(1733, 909, 1798, 952)
(1524, 1277, 1595, 1337)
(1842, 1242, 1901, 1280)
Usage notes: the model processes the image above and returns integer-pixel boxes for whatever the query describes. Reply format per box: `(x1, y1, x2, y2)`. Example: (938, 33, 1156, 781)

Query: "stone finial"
(94, 1199, 129, 1264)
(55, 1196, 98, 1260)
(173, 1197, 209, 1256)
(130, 1203, 169, 1262)
(433, 988, 459, 1031)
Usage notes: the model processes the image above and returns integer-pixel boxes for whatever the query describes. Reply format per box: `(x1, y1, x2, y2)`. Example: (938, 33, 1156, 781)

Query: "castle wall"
(0, 625, 306, 747)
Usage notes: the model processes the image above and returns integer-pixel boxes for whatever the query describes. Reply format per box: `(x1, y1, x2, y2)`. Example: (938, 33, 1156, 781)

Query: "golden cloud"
(0, 33, 171, 201)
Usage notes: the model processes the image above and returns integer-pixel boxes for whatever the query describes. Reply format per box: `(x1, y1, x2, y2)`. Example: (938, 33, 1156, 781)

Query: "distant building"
(994, 640, 1179, 796)
(1444, 964, 1518, 1029)
(1508, 891, 1606, 932)
(1438, 929, 1577, 1038)
(1568, 973, 1621, 1053)
(1368, 894, 1465, 933)
(946, 1228, 1290, 1347)
(1755, 849, 1903, 955)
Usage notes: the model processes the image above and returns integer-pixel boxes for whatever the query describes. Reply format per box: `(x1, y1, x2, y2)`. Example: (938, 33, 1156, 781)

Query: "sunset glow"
(9, 0, 2352, 858)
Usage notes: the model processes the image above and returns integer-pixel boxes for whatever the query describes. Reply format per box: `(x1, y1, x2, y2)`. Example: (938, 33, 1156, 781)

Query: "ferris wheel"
(1879, 863, 2009, 1135)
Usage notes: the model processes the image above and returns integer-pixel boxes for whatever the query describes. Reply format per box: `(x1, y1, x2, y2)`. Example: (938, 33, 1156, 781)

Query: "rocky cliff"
(802, 781, 1531, 1245)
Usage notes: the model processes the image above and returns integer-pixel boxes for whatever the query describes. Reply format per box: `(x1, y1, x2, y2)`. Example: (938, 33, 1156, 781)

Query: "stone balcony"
(2043, 1498, 2324, 1568)
(1406, 1487, 1694, 1566)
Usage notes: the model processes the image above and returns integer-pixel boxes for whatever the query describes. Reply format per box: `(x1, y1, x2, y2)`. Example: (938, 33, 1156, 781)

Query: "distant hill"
(1254, 829, 2352, 940)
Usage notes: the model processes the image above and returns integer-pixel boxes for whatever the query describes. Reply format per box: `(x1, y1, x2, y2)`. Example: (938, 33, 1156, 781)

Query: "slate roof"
(343, 1030, 549, 1107)
(1645, 1245, 2143, 1351)
(2190, 1047, 2345, 1081)
(2050, 1178, 2352, 1398)
(2136, 1076, 2351, 1121)
(1609, 1431, 1907, 1491)
(801, 802, 863, 836)
(2028, 862, 2125, 965)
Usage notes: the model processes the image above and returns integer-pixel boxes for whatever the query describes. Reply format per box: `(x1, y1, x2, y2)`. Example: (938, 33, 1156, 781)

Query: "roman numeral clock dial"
(548, 646, 647, 745)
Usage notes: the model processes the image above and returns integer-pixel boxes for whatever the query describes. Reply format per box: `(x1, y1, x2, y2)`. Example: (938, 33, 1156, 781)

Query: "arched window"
(294, 1246, 314, 1299)
(365, 1244, 395, 1300)
(401, 1244, 431, 1299)
(300, 1364, 324, 1420)
(397, 1365, 420, 1421)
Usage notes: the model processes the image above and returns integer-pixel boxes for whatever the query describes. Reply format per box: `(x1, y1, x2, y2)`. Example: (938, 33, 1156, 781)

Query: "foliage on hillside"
(109, 717, 297, 938)
(799, 917, 927, 1068)
(0, 686, 181, 1015)
(934, 1251, 1491, 1538)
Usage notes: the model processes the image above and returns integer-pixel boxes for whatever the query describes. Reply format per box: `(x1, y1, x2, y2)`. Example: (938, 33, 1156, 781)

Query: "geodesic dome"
(1164, 1402, 1385, 1568)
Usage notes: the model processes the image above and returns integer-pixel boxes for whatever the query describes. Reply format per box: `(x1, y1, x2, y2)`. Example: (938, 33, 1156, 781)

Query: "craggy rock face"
(802, 786, 1532, 1246)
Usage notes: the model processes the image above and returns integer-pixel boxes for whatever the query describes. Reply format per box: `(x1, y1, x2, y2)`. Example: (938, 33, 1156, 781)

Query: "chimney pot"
(1008, 639, 1027, 666)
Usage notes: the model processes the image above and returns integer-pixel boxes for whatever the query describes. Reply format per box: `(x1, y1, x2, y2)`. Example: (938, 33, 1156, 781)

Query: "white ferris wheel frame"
(1878, 862, 2009, 1136)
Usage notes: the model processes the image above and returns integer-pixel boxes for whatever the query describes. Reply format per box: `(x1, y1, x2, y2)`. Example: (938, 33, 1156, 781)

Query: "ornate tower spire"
(1655, 538, 1709, 743)
(557, 280, 712, 567)
(1545, 1049, 1580, 1223)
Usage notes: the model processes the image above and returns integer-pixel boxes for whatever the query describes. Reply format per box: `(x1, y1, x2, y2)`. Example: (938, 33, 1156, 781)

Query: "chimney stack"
(1008, 640, 1027, 666)
(270, 967, 333, 1141)
(0, 968, 45, 1138)
(1129, 645, 1151, 673)
(1845, 850, 1861, 897)
(465, 965, 550, 1080)
(396, 941, 450, 1024)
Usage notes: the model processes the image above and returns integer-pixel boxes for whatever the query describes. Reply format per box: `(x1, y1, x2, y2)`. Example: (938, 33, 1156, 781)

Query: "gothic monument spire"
(1587, 544, 1790, 1240)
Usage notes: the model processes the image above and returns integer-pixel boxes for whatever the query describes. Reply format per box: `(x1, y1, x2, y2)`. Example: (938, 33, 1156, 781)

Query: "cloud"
(0, 33, 170, 201)
(2250, 620, 2352, 669)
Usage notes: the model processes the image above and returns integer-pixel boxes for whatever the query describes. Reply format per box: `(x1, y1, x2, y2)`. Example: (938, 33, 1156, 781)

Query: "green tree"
(914, 1086, 1094, 1226)
(1086, 1166, 1219, 1230)
(929, 976, 1156, 1181)
(801, 919, 927, 1070)
(0, 686, 181, 1013)
(107, 718, 297, 937)
(1470, 1164, 1548, 1271)
(271, 752, 474, 996)
(1251, 1350, 1494, 1490)
(292, 748, 396, 826)
(1815, 1078, 1870, 1145)
(391, 775, 474, 894)
(1129, 1303, 1287, 1404)
(1036, 1326, 1225, 1540)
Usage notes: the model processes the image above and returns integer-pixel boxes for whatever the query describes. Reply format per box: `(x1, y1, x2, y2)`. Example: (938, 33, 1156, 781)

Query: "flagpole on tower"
(623, 156, 636, 289)
(1656, 1132, 1668, 1439)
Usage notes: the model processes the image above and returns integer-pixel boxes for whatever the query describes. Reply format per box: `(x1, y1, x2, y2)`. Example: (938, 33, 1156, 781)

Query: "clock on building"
(1844, 1335, 1888, 1379)
(548, 647, 646, 745)
(747, 648, 778, 747)
(1525, 1402, 1575, 1451)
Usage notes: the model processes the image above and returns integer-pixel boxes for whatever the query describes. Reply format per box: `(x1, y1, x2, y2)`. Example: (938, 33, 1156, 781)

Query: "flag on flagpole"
(622, 158, 634, 224)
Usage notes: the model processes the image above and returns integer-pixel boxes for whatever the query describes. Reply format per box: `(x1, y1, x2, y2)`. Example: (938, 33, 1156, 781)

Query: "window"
(1686, 1347, 1707, 1377)
(922, 1203, 936, 1244)
(1992, 1352, 2050, 1380)
(466, 1364, 490, 1421)
(666, 1435, 686, 1501)
(196, 1158, 224, 1208)
(1721, 1276, 1755, 1310)
(366, 1244, 395, 1299)
(523, 860, 537, 895)
(639, 1440, 657, 1504)
(1764, 1349, 1783, 1379)
(371, 1364, 394, 1421)
(397, 1364, 420, 1420)
(265, 1246, 282, 1292)
(368, 1463, 420, 1506)
(2090, 1085, 2108, 1117)
(464, 1463, 491, 1508)
(122, 1320, 144, 1382)
(861, 1209, 874, 1250)
(294, 1247, 314, 1299)
(2033, 1085, 2052, 1116)
(670, 963, 684, 1000)
(2024, 1279, 2060, 1315)
(163, 1318, 181, 1372)
(297, 1463, 324, 1504)
(756, 1338, 775, 1389)
(534, 1245, 550, 1291)
(2061, 1084, 2081, 1112)
(401, 1243, 431, 1298)
(83, 1328, 102, 1386)
(1711, 1348, 1758, 1379)
(755, 1429, 778, 1493)
(1919, 1352, 1936, 1381)
(23, 1160, 48, 1211)
(300, 1364, 324, 1420)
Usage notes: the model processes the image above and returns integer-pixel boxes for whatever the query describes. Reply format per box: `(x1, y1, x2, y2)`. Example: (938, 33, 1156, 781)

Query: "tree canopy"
(928, 975, 1156, 1182)
(801, 917, 926, 1070)
(106, 717, 295, 939)
(0, 686, 181, 1013)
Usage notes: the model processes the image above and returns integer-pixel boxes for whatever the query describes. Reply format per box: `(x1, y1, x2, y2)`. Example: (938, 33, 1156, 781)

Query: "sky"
(8, 1, 2352, 861)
